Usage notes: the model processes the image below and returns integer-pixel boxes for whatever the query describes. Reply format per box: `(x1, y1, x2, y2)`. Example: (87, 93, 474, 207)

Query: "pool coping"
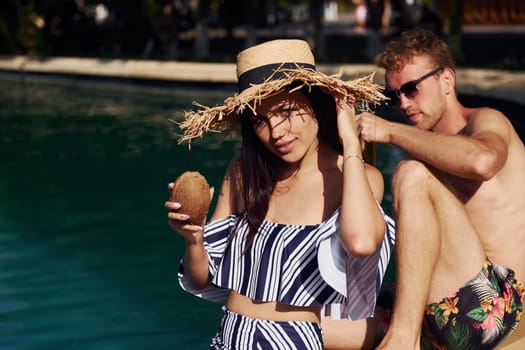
(0, 55, 524, 107)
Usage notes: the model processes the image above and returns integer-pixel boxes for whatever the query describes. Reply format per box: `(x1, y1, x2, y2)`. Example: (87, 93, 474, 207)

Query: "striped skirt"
(209, 309, 323, 349)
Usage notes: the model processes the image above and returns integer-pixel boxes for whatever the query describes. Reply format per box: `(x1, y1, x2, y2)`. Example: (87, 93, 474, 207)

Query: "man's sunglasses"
(386, 67, 444, 105)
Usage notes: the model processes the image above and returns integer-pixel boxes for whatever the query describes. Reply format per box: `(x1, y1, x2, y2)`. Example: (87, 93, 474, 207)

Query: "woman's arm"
(336, 102, 386, 256)
(165, 158, 239, 289)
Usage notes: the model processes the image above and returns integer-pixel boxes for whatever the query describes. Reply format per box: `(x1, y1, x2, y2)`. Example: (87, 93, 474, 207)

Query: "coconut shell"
(170, 171, 211, 225)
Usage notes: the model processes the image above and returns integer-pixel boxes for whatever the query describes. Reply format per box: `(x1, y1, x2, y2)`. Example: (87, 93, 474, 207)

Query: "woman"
(166, 39, 394, 349)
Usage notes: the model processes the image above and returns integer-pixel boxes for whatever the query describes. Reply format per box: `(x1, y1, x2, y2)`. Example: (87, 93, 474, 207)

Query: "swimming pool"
(7, 72, 521, 349)
(0, 75, 243, 349)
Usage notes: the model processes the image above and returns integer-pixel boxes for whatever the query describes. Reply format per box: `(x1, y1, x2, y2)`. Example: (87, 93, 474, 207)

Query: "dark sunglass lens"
(400, 82, 419, 99)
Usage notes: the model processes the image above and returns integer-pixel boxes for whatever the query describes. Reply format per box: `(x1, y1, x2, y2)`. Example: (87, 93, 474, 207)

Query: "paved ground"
(1, 55, 523, 107)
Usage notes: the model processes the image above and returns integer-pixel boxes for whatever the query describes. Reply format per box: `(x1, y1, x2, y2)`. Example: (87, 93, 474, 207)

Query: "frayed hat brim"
(177, 64, 386, 143)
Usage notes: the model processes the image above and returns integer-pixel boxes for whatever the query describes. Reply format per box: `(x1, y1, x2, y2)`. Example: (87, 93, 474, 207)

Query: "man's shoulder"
(468, 106, 507, 124)
(467, 106, 515, 134)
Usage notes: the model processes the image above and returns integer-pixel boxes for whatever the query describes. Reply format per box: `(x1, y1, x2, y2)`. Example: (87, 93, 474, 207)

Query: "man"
(357, 28, 525, 349)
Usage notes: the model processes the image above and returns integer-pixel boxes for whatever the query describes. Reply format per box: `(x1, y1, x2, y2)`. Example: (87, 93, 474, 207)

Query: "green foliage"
(466, 306, 488, 322)
(443, 321, 477, 350)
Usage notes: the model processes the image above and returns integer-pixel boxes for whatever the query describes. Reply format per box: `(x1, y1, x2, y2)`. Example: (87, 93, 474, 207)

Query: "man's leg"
(377, 160, 486, 349)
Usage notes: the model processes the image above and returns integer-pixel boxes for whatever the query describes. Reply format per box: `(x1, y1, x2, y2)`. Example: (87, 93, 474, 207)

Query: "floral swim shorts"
(374, 259, 524, 349)
(422, 259, 524, 349)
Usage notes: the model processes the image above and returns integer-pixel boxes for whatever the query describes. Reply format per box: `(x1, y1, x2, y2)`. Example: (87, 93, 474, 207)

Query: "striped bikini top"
(212, 210, 345, 306)
(179, 209, 345, 306)
(178, 207, 395, 310)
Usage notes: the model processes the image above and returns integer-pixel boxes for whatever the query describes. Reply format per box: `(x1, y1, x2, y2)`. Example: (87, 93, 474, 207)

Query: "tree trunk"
(243, 0, 257, 49)
(310, 0, 325, 61)
(448, 0, 464, 65)
(194, 0, 210, 60)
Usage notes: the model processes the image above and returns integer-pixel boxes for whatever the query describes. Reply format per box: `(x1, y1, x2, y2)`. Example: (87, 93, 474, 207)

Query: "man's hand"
(356, 112, 392, 144)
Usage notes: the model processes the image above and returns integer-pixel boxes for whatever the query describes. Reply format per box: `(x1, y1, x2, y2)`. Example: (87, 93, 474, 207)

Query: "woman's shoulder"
(364, 162, 385, 202)
(364, 162, 383, 178)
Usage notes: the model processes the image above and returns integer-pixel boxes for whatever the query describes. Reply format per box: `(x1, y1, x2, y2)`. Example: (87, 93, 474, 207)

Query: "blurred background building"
(0, 0, 524, 69)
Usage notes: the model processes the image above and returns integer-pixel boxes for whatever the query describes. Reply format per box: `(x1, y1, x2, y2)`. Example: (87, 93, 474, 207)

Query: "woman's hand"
(332, 95, 363, 154)
(166, 183, 213, 290)
(165, 182, 213, 245)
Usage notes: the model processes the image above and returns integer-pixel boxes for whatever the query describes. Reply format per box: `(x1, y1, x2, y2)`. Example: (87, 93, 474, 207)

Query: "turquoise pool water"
(0, 75, 401, 349)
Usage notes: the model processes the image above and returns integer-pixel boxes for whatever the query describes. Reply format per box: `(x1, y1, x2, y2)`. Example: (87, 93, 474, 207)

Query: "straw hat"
(178, 39, 385, 143)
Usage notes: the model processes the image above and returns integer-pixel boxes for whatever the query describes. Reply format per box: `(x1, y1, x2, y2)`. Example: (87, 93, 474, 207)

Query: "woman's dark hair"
(238, 84, 341, 247)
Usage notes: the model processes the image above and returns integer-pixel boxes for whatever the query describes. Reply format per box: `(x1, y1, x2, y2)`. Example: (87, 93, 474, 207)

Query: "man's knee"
(391, 160, 443, 213)
(392, 160, 435, 195)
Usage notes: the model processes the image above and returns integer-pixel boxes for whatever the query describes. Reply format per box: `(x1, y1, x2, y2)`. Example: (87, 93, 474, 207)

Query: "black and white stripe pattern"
(319, 209, 396, 320)
(178, 208, 396, 321)
(209, 308, 324, 349)
(179, 210, 346, 306)
(342, 213, 395, 319)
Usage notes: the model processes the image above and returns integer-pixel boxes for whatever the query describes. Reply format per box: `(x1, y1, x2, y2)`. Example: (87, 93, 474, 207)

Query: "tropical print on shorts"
(421, 259, 524, 349)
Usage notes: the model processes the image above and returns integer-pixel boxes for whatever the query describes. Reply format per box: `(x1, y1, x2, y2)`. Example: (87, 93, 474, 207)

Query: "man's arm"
(357, 108, 511, 180)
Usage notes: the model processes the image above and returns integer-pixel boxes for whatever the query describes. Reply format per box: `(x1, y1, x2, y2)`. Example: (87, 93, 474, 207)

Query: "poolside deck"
(0, 55, 523, 106)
